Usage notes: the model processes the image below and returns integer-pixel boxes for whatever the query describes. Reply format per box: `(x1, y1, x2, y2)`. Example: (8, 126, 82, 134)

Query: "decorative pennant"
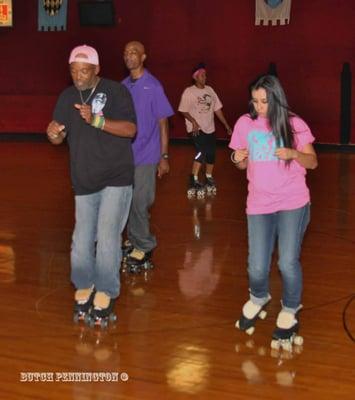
(0, 0, 13, 27)
(38, 0, 68, 31)
(255, 0, 292, 26)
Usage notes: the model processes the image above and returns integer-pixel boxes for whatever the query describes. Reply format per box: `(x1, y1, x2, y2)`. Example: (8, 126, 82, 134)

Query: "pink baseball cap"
(69, 45, 99, 65)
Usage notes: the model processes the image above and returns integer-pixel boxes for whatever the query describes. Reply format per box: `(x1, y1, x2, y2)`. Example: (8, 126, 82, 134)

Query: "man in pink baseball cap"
(46, 44, 137, 327)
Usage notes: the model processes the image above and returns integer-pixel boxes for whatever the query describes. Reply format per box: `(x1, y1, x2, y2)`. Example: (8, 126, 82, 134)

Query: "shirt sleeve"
(153, 84, 174, 120)
(178, 88, 190, 113)
(229, 115, 249, 150)
(291, 116, 315, 150)
(110, 84, 137, 124)
(53, 91, 70, 126)
(210, 87, 223, 111)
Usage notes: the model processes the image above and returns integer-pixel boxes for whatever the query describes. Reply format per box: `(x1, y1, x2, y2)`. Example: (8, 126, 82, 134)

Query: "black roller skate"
(187, 175, 206, 199)
(235, 296, 271, 335)
(205, 176, 217, 196)
(86, 292, 117, 329)
(271, 309, 303, 352)
(121, 239, 134, 272)
(122, 239, 134, 259)
(124, 248, 154, 274)
(73, 286, 95, 323)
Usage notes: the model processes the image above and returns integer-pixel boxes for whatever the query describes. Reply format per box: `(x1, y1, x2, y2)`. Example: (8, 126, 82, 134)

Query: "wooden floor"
(0, 141, 354, 400)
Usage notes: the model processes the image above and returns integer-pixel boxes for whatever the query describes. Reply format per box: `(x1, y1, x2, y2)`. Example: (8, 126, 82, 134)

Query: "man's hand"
(157, 159, 169, 178)
(74, 103, 93, 124)
(225, 125, 232, 136)
(191, 120, 201, 136)
(46, 120, 66, 144)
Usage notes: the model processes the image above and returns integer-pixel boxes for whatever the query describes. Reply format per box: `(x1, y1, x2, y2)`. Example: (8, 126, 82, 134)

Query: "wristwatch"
(161, 153, 169, 160)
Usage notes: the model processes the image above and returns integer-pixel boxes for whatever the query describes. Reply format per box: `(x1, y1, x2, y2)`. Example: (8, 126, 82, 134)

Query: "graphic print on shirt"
(91, 93, 107, 115)
(248, 130, 284, 162)
(197, 94, 212, 114)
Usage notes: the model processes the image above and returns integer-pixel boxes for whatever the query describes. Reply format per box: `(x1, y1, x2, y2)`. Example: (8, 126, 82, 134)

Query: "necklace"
(78, 78, 100, 105)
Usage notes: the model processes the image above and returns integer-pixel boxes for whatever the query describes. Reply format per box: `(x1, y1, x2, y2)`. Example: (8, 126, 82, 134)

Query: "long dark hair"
(249, 75, 294, 149)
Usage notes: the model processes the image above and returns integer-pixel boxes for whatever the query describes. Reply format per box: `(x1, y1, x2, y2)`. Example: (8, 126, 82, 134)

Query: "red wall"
(0, 0, 354, 143)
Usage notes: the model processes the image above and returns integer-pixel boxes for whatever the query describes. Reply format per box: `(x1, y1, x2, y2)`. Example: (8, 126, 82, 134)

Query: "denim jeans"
(247, 203, 310, 312)
(127, 164, 157, 253)
(71, 186, 132, 299)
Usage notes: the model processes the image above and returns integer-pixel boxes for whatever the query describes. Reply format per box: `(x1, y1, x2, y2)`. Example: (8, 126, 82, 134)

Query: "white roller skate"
(73, 286, 95, 323)
(270, 309, 303, 352)
(86, 292, 117, 329)
(235, 296, 271, 335)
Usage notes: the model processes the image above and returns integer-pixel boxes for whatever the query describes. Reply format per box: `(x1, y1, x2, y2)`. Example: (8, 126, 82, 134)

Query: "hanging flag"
(0, 0, 13, 27)
(38, 0, 68, 31)
(255, 0, 292, 26)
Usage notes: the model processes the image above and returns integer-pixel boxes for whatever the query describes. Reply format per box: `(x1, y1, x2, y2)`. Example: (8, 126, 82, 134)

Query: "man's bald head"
(124, 41, 145, 55)
(123, 41, 146, 77)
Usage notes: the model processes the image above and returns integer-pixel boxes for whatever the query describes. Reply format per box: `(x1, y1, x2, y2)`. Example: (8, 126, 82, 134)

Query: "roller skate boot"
(187, 175, 205, 199)
(86, 292, 117, 329)
(235, 296, 271, 335)
(121, 239, 134, 272)
(125, 248, 154, 274)
(271, 309, 303, 352)
(205, 176, 217, 195)
(73, 286, 95, 323)
(122, 239, 134, 259)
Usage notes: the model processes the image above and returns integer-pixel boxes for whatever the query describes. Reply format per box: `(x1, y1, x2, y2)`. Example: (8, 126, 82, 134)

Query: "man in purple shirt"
(122, 41, 174, 273)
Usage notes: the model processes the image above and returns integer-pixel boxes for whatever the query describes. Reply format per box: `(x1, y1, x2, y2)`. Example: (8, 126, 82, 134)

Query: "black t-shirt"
(53, 78, 136, 195)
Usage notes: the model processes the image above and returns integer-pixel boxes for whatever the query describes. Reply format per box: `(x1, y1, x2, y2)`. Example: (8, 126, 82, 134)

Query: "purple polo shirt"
(122, 70, 174, 166)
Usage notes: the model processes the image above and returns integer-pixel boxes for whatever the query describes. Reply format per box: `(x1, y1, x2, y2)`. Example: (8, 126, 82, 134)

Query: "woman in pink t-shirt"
(229, 75, 317, 351)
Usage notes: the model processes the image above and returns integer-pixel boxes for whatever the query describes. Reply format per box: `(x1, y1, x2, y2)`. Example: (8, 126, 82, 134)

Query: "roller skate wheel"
(281, 341, 293, 352)
(259, 310, 267, 320)
(187, 189, 195, 198)
(109, 313, 117, 322)
(100, 319, 108, 329)
(235, 320, 240, 329)
(294, 335, 303, 346)
(271, 340, 281, 350)
(245, 326, 255, 336)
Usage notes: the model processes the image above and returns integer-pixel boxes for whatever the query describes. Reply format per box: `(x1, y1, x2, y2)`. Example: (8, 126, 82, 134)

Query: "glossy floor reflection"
(0, 142, 354, 399)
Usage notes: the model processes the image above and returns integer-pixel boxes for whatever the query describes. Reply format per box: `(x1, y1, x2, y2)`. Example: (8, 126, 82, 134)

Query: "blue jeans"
(127, 164, 157, 252)
(247, 203, 310, 312)
(71, 186, 132, 299)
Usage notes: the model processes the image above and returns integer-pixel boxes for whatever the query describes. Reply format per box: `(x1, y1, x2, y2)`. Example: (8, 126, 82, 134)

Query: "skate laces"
(206, 176, 215, 185)
(93, 292, 110, 310)
(129, 248, 145, 260)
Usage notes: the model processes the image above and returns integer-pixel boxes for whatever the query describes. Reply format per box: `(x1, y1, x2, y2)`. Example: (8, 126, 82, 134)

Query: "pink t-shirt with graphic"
(178, 85, 222, 133)
(229, 114, 315, 215)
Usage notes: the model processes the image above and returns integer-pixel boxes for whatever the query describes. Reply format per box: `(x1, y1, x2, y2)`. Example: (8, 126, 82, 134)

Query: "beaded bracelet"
(91, 115, 105, 130)
(230, 151, 239, 164)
